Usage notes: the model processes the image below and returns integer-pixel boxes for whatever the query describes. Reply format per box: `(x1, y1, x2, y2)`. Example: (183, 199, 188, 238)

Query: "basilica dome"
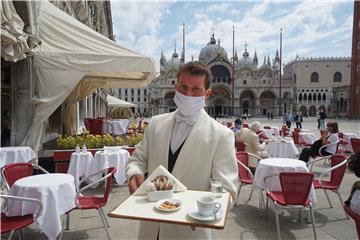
(198, 34, 228, 64)
(165, 51, 182, 71)
(237, 48, 255, 69)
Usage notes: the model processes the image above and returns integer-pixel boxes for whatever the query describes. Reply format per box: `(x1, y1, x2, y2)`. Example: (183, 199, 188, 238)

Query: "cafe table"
(109, 190, 230, 230)
(6, 173, 76, 240)
(89, 149, 130, 185)
(264, 138, 299, 158)
(0, 146, 36, 168)
(67, 151, 94, 187)
(299, 132, 316, 144)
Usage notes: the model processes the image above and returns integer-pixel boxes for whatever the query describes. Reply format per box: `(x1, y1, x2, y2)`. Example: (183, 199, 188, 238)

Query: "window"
(304, 93, 307, 101)
(138, 89, 140, 95)
(305, 65, 308, 68)
(308, 94, 312, 101)
(144, 89, 147, 95)
(357, 65, 360, 71)
(125, 97, 128, 101)
(263, 80, 266, 84)
(311, 72, 319, 82)
(243, 80, 247, 85)
(333, 72, 342, 82)
(172, 80, 175, 85)
(131, 98, 134, 102)
(125, 89, 128, 95)
(298, 94, 302, 101)
(144, 97, 147, 102)
(318, 93, 321, 101)
(131, 89, 134, 95)
(138, 98, 140, 102)
(313, 93, 316, 102)
(322, 93, 326, 101)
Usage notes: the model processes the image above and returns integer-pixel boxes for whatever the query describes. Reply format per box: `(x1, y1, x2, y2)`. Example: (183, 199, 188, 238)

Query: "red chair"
(84, 118, 104, 135)
(235, 140, 246, 152)
(1, 194, 43, 240)
(293, 128, 301, 133)
(264, 172, 316, 240)
(292, 132, 312, 151)
(256, 130, 269, 140)
(236, 152, 262, 203)
(226, 122, 233, 128)
(307, 154, 348, 218)
(1, 163, 49, 190)
(242, 123, 249, 128)
(344, 205, 360, 238)
(65, 167, 117, 240)
(351, 138, 360, 154)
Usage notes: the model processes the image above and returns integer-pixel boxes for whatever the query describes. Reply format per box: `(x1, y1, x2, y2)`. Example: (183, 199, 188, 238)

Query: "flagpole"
(279, 28, 283, 116)
(232, 25, 235, 116)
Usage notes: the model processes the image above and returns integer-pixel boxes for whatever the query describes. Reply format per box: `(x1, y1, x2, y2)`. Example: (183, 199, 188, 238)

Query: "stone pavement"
(6, 117, 360, 239)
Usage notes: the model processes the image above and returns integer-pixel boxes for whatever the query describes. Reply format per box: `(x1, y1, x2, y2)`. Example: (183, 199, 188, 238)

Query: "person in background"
(232, 118, 242, 132)
(283, 111, 293, 129)
(126, 61, 238, 240)
(294, 111, 303, 129)
(299, 122, 339, 163)
(345, 152, 360, 215)
(319, 108, 327, 130)
(316, 111, 321, 130)
(235, 121, 268, 172)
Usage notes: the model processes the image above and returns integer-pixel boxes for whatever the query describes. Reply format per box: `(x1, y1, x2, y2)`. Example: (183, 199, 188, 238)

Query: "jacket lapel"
(171, 109, 208, 181)
(156, 111, 176, 170)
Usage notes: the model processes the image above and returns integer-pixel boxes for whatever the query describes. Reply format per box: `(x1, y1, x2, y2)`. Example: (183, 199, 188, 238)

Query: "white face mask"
(174, 91, 206, 116)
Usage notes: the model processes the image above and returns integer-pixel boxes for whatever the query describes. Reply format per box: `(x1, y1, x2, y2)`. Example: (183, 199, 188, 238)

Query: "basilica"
(148, 34, 293, 117)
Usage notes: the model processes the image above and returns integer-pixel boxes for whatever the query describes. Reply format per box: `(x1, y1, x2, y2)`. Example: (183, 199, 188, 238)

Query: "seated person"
(299, 122, 339, 163)
(232, 119, 242, 132)
(345, 152, 360, 215)
(235, 121, 269, 170)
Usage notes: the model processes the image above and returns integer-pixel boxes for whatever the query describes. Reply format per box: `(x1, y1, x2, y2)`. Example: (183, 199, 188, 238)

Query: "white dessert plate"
(187, 209, 223, 222)
(155, 199, 182, 212)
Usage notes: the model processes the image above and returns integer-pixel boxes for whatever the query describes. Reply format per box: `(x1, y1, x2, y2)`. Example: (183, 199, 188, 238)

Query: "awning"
(107, 95, 137, 108)
(21, 1, 156, 152)
(1, 1, 30, 62)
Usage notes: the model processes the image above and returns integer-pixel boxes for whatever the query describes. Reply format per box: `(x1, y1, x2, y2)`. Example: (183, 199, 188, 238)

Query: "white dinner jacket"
(126, 109, 239, 240)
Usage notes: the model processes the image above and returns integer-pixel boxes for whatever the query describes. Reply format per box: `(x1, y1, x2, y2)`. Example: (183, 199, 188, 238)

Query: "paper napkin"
(133, 165, 187, 195)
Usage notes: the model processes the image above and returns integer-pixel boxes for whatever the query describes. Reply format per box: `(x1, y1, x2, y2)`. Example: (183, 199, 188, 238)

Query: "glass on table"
(210, 178, 224, 198)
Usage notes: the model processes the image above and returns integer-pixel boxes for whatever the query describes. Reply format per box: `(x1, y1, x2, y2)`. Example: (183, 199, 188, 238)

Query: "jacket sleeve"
(211, 130, 239, 207)
(125, 119, 153, 181)
(251, 134, 265, 152)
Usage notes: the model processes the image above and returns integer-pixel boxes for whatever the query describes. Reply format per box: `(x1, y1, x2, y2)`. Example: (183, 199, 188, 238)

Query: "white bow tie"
(174, 112, 197, 126)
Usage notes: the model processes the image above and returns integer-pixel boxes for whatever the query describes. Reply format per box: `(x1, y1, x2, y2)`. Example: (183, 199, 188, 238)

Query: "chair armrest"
(318, 141, 339, 156)
(306, 156, 331, 167)
(247, 152, 263, 161)
(32, 164, 50, 174)
(318, 157, 347, 187)
(264, 173, 279, 194)
(77, 168, 110, 191)
(1, 194, 43, 220)
(236, 160, 254, 181)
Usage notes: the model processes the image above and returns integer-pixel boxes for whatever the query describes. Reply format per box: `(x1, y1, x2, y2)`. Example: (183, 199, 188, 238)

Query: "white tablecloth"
(253, 158, 316, 203)
(271, 127, 280, 136)
(299, 132, 316, 144)
(0, 146, 36, 168)
(343, 133, 359, 153)
(300, 129, 311, 133)
(104, 119, 129, 135)
(264, 139, 299, 158)
(67, 152, 94, 187)
(90, 149, 130, 185)
(6, 174, 76, 240)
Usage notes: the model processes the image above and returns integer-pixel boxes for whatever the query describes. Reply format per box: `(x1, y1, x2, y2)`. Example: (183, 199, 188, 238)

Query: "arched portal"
(239, 90, 255, 116)
(259, 91, 276, 116)
(309, 105, 316, 116)
(207, 86, 231, 117)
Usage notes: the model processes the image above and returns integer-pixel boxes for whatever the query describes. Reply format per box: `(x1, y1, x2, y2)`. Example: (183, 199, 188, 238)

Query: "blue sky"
(111, 1, 354, 71)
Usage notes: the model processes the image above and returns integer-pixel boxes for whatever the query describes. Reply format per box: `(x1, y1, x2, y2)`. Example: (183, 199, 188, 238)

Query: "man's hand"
(128, 174, 145, 194)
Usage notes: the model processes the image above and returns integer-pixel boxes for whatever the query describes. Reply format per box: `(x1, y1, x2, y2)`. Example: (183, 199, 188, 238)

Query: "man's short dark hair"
(235, 119, 242, 125)
(177, 61, 212, 89)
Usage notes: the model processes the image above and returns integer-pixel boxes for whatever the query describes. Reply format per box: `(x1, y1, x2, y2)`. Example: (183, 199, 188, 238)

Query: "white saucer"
(187, 209, 223, 222)
(155, 199, 182, 212)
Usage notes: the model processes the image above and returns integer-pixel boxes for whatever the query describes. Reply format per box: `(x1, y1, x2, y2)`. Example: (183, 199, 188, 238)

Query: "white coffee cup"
(197, 196, 221, 217)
